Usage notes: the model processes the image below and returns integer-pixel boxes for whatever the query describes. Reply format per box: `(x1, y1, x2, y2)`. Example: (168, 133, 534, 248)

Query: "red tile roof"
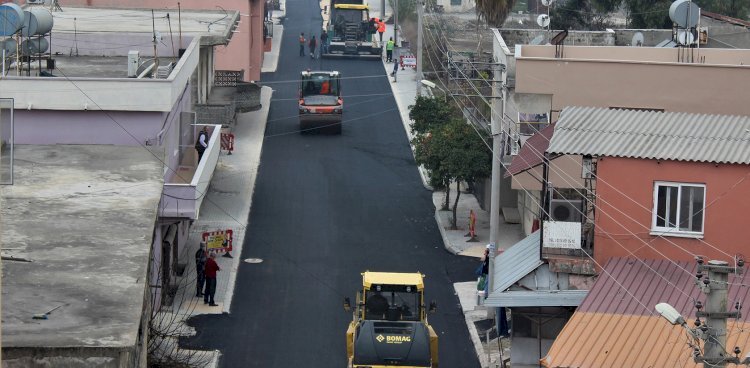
(505, 124, 555, 177)
(702, 10, 750, 28)
(543, 257, 750, 368)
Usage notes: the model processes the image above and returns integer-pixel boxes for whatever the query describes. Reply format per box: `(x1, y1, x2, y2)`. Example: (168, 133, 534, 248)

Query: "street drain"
(244, 258, 264, 264)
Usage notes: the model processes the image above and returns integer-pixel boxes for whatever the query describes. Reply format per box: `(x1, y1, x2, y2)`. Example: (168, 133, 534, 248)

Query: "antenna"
(631, 32, 644, 47)
(536, 14, 550, 28)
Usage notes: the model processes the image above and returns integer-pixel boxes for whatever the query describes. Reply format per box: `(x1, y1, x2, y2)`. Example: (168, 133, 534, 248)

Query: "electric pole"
(695, 258, 743, 367)
(381, 0, 385, 20)
(416, 0, 423, 96)
(393, 0, 399, 47)
(487, 62, 505, 297)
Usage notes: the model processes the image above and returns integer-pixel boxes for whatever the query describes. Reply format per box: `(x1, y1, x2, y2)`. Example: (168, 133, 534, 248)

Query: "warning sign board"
(202, 229, 233, 252)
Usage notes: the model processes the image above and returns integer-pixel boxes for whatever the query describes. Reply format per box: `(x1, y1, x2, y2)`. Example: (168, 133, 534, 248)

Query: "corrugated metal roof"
(491, 231, 543, 293)
(505, 124, 555, 177)
(547, 106, 750, 165)
(485, 290, 588, 307)
(543, 258, 750, 368)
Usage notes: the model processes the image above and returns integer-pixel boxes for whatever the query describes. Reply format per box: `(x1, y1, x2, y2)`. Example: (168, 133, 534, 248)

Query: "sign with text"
(543, 221, 581, 249)
(400, 55, 416, 68)
(202, 229, 233, 252)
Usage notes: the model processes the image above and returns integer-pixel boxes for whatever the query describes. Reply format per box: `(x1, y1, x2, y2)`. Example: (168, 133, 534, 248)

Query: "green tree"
(442, 120, 492, 228)
(424, 119, 492, 229)
(624, 0, 672, 28)
(694, 0, 750, 20)
(410, 96, 455, 210)
(408, 95, 454, 136)
(475, 0, 517, 27)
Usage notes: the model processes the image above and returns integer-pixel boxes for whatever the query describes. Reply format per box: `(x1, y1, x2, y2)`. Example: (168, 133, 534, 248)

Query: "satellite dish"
(536, 14, 550, 28)
(631, 32, 645, 47)
(677, 29, 696, 45)
(541, 0, 555, 6)
(530, 35, 545, 45)
(669, 0, 700, 28)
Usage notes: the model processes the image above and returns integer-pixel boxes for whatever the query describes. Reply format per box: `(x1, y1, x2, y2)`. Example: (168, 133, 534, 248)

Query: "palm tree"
(474, 0, 516, 27)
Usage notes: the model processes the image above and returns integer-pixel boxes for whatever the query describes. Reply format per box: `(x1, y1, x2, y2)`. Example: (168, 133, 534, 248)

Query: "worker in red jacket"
(377, 18, 386, 44)
(204, 252, 221, 306)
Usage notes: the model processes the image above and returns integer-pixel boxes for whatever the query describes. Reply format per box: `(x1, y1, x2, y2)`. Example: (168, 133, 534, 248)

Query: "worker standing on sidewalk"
(377, 18, 385, 44)
(386, 37, 394, 62)
(195, 242, 207, 297)
(204, 252, 221, 306)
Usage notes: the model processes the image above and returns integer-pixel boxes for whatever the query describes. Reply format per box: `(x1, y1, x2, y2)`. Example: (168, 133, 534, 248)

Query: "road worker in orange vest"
(377, 19, 385, 44)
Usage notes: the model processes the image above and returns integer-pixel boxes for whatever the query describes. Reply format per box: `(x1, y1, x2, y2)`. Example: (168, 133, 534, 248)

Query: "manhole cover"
(244, 258, 264, 264)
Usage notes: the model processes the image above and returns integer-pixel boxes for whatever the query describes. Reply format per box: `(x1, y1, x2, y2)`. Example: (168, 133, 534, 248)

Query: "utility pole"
(487, 62, 505, 298)
(695, 259, 742, 367)
(416, 0, 423, 97)
(393, 0, 399, 47)
(381, 0, 385, 21)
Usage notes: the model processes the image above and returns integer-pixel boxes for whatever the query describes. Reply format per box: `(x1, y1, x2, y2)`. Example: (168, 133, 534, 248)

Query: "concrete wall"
(2, 38, 200, 112)
(516, 45, 750, 116)
(594, 157, 750, 265)
(13, 110, 162, 145)
(59, 0, 265, 82)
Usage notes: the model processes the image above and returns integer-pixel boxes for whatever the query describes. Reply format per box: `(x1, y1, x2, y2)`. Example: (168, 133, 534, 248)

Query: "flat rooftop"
(1, 145, 163, 349)
(7, 5, 238, 78)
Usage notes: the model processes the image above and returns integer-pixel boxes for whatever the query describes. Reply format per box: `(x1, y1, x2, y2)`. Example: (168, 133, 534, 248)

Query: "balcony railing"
(160, 125, 221, 219)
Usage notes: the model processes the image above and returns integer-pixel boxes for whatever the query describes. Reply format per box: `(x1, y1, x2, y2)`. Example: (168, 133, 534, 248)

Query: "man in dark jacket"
(195, 242, 207, 297)
(320, 30, 329, 55)
(308, 35, 317, 59)
(195, 126, 208, 163)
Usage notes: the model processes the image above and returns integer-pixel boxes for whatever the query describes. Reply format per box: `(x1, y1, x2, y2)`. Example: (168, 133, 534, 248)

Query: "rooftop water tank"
(0, 3, 25, 36)
(22, 8, 53, 37)
(21, 37, 49, 55)
(1, 38, 18, 55)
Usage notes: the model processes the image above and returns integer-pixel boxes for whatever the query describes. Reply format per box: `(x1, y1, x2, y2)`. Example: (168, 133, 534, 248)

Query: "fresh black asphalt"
(181, 0, 481, 366)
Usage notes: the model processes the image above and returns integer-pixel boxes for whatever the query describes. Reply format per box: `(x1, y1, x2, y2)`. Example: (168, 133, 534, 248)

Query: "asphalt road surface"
(182, 0, 481, 366)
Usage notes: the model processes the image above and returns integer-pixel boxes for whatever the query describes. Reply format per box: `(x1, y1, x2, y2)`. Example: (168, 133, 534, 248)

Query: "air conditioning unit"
(549, 199, 583, 222)
(156, 63, 174, 79)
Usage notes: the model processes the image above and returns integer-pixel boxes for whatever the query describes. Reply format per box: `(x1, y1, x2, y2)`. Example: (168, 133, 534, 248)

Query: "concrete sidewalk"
(151, 6, 284, 363)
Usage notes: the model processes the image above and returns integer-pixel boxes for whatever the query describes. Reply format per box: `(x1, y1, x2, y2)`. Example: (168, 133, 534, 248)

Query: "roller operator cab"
(344, 272, 439, 367)
(299, 70, 343, 134)
(324, 0, 382, 59)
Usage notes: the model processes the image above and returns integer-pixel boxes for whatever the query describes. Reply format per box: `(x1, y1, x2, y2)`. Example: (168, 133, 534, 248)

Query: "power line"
(423, 10, 747, 265)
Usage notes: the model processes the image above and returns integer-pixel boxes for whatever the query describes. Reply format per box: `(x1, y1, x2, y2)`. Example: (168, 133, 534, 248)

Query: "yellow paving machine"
(345, 271, 439, 367)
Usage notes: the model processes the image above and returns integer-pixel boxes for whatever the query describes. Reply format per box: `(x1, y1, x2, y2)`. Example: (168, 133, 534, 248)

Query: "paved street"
(180, 0, 481, 366)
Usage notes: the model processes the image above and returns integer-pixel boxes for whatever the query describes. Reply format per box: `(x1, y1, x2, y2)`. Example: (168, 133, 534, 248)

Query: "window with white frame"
(652, 182, 706, 236)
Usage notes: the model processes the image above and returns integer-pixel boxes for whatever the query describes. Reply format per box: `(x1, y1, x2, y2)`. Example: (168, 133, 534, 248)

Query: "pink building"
(546, 106, 750, 266)
(54, 0, 266, 81)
